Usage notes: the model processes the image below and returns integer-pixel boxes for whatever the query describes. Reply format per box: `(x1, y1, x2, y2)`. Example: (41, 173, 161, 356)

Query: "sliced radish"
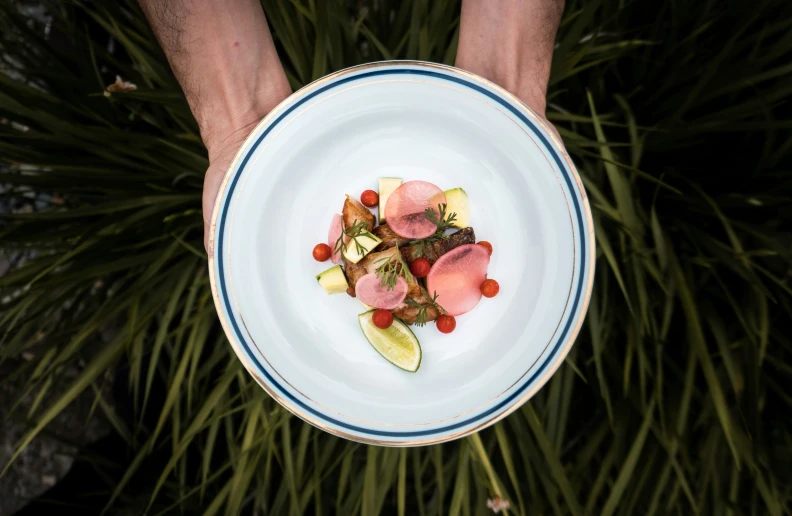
(355, 273, 408, 309)
(328, 213, 343, 264)
(384, 181, 447, 239)
(426, 244, 490, 316)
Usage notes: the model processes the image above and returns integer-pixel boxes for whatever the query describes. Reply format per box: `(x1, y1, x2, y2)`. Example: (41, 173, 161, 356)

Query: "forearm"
(456, 0, 564, 115)
(138, 0, 290, 158)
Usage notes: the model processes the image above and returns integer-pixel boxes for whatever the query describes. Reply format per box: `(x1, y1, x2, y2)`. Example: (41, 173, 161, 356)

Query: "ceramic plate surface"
(209, 61, 594, 446)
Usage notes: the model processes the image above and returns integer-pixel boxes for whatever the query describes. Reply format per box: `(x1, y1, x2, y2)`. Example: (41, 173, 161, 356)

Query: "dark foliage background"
(1, 0, 791, 514)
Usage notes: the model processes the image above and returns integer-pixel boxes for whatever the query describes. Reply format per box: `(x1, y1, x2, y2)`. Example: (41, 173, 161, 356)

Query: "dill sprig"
(409, 203, 457, 258)
(425, 203, 457, 234)
(404, 287, 446, 326)
(333, 219, 373, 256)
(374, 243, 414, 291)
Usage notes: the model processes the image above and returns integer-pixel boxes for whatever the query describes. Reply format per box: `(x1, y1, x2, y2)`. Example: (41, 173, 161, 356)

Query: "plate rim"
(208, 60, 595, 446)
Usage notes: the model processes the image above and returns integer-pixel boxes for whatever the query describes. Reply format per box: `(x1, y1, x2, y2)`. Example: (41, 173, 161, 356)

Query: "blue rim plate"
(209, 61, 595, 446)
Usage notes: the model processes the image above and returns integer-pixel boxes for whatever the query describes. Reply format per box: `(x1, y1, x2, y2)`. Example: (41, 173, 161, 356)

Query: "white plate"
(209, 61, 594, 446)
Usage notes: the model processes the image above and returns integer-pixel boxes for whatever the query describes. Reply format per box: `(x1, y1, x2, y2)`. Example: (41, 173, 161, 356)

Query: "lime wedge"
(358, 310, 422, 373)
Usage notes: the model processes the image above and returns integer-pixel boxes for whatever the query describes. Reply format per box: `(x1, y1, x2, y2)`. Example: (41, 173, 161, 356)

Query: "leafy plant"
(1, 0, 791, 514)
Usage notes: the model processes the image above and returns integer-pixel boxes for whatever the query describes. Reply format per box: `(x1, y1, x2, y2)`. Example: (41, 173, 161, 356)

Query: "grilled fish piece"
(405, 227, 476, 264)
(371, 224, 411, 250)
(393, 303, 440, 326)
(372, 224, 477, 264)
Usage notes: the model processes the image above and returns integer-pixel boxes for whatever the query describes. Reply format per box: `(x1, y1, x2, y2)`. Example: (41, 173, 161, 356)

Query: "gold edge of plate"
(208, 60, 596, 446)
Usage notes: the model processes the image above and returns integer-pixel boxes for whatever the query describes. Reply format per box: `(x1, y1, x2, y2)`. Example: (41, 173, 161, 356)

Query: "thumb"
(203, 159, 231, 256)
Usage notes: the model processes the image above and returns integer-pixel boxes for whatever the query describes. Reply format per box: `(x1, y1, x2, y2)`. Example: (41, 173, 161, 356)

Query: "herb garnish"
(409, 203, 457, 258)
(374, 243, 414, 291)
(426, 203, 458, 234)
(333, 219, 373, 256)
(405, 287, 446, 326)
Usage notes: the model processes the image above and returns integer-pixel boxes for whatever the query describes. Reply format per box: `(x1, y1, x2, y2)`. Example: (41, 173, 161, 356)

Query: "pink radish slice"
(426, 244, 490, 316)
(355, 273, 409, 309)
(328, 213, 343, 263)
(384, 181, 447, 239)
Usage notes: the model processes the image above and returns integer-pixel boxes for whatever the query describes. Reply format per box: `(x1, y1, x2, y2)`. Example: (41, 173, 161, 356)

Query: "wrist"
(455, 0, 563, 117)
(140, 0, 291, 161)
(456, 58, 548, 116)
(198, 78, 291, 161)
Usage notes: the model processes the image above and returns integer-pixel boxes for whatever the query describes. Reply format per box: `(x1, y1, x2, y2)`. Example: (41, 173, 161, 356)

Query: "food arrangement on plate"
(210, 62, 593, 445)
(312, 179, 499, 373)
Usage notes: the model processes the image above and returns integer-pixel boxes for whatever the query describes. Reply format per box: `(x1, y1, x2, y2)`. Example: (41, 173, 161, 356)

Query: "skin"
(138, 0, 291, 252)
(138, 0, 564, 253)
(456, 0, 564, 118)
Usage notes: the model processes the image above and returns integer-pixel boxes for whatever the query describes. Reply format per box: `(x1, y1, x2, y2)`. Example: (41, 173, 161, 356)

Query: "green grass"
(2, 0, 792, 514)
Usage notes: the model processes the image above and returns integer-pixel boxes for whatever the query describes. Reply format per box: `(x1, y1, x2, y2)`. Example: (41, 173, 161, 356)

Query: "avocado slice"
(341, 233, 382, 264)
(443, 187, 470, 228)
(378, 177, 403, 222)
(316, 264, 349, 294)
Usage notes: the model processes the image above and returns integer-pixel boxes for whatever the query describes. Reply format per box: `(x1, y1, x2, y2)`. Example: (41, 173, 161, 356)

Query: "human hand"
(201, 90, 289, 255)
(455, 0, 564, 132)
(138, 0, 290, 253)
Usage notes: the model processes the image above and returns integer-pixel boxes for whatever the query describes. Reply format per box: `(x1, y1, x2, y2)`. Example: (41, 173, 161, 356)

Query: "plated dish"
(209, 61, 595, 446)
(313, 180, 499, 373)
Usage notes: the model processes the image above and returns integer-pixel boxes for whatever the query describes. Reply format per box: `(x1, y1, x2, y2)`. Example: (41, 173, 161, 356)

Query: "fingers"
(544, 118, 561, 139)
(203, 160, 229, 255)
(202, 124, 258, 255)
(200, 94, 290, 257)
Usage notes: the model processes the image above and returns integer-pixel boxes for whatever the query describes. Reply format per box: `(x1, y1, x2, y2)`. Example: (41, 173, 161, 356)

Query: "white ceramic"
(209, 61, 594, 446)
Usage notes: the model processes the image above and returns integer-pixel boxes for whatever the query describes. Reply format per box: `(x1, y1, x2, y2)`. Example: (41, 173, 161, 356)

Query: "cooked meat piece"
(342, 220, 477, 325)
(392, 228, 476, 324)
(343, 257, 367, 297)
(343, 227, 476, 323)
(393, 303, 440, 325)
(363, 249, 434, 324)
(406, 281, 422, 299)
(342, 194, 375, 232)
(372, 224, 411, 250)
(340, 195, 376, 296)
(373, 225, 477, 262)
(365, 248, 422, 298)
(345, 247, 425, 299)
(405, 227, 476, 264)
(361, 248, 396, 272)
